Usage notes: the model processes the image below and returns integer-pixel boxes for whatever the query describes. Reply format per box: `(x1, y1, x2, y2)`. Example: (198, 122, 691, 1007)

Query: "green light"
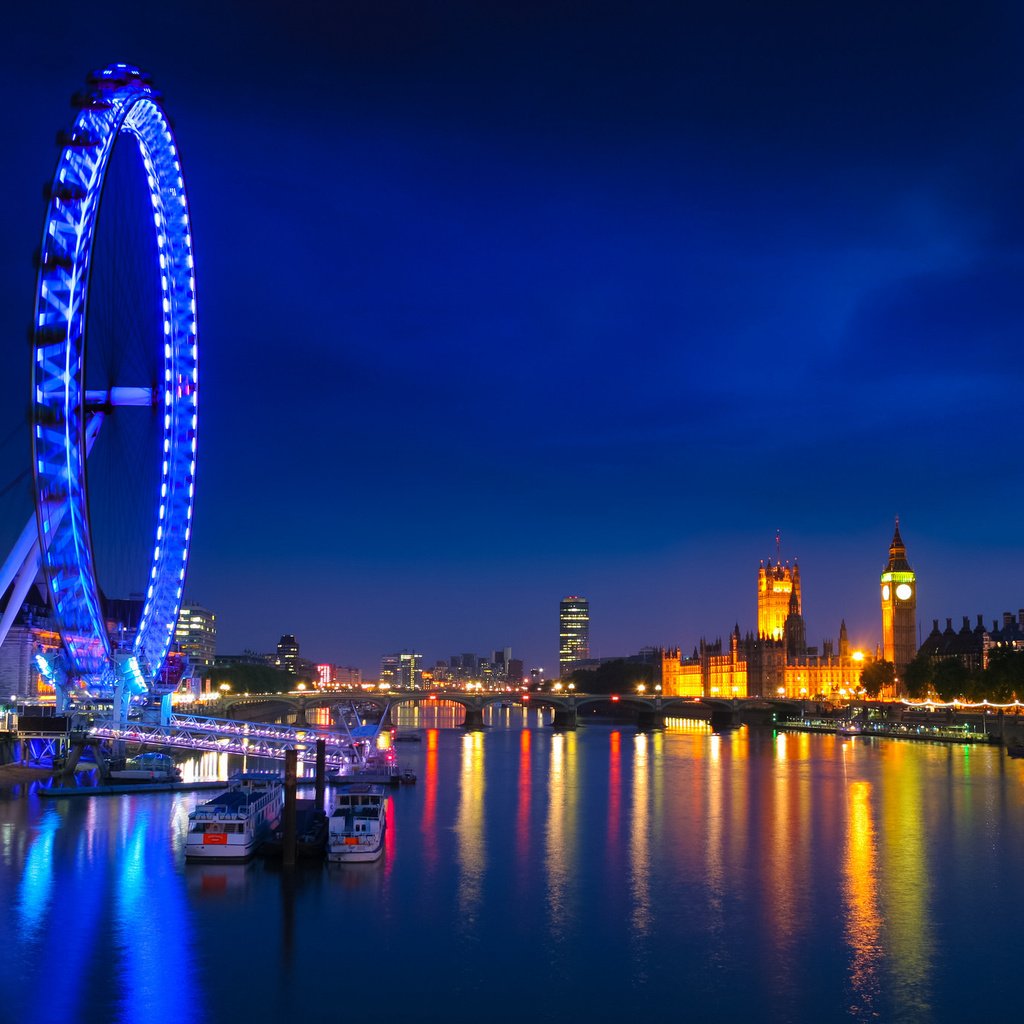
(880, 571, 915, 584)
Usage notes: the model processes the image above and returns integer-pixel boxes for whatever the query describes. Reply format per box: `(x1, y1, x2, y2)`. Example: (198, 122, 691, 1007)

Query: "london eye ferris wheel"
(23, 63, 198, 706)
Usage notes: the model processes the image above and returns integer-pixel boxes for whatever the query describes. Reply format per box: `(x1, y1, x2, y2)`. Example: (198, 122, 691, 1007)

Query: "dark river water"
(2, 706, 1024, 1024)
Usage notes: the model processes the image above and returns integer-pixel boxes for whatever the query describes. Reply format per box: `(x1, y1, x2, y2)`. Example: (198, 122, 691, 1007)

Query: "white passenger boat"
(185, 772, 283, 862)
(108, 751, 182, 783)
(327, 783, 386, 863)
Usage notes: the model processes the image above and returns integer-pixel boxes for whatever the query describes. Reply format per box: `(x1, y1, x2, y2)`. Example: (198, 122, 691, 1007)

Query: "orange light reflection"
(843, 780, 882, 1017)
(420, 728, 439, 873)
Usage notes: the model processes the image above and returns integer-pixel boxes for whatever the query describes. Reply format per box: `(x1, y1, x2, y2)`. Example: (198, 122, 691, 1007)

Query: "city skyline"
(2, 4, 1023, 676)
(220, 522, 1021, 680)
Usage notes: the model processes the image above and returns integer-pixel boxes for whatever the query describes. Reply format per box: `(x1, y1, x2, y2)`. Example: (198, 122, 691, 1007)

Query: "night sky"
(2, 2, 1023, 675)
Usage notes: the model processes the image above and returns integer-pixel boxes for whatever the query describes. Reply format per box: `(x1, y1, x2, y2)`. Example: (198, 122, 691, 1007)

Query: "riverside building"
(661, 547, 869, 699)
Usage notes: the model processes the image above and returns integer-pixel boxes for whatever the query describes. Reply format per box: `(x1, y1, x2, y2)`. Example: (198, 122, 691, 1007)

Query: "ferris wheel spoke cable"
(87, 166, 157, 613)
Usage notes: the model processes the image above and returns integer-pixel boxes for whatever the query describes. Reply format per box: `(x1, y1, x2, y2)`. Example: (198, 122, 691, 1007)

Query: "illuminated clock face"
(895, 583, 913, 601)
(881, 584, 890, 601)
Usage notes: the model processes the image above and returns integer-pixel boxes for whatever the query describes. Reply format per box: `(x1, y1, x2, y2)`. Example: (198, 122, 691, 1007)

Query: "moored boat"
(259, 800, 328, 860)
(327, 783, 386, 863)
(108, 751, 182, 783)
(185, 772, 283, 862)
(329, 746, 401, 786)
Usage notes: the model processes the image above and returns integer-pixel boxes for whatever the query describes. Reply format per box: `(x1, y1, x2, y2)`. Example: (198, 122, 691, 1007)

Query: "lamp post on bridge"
(552, 681, 577, 731)
(637, 682, 665, 732)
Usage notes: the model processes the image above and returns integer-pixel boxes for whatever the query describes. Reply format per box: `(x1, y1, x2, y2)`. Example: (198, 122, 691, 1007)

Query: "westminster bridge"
(204, 689, 826, 731)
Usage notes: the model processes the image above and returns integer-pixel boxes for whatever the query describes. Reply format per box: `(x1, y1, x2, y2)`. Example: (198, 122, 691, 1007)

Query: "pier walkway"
(86, 712, 380, 767)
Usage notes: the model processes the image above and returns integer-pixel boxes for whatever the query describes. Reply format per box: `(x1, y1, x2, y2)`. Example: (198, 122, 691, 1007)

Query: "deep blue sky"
(2, 2, 1023, 675)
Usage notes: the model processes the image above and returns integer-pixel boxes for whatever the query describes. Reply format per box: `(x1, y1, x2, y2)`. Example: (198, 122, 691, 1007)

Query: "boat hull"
(327, 829, 385, 863)
(185, 836, 265, 862)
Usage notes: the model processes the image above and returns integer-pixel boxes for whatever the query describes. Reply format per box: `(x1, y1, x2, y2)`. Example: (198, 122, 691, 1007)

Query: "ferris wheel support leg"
(0, 513, 40, 604)
(159, 692, 173, 728)
(112, 677, 132, 733)
(53, 670, 74, 715)
(1, 415, 103, 653)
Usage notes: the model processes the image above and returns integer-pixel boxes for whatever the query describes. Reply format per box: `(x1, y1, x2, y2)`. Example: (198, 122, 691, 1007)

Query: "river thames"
(2, 707, 1023, 1023)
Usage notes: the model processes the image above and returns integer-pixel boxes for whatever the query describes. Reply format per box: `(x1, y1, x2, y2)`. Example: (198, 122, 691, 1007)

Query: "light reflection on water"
(455, 730, 484, 928)
(420, 727, 439, 874)
(545, 730, 577, 943)
(844, 780, 883, 1018)
(2, 721, 1024, 1023)
(629, 732, 651, 942)
(878, 743, 933, 1019)
(515, 727, 530, 892)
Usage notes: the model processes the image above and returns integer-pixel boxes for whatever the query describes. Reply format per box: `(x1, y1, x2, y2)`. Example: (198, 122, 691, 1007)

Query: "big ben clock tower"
(881, 519, 917, 679)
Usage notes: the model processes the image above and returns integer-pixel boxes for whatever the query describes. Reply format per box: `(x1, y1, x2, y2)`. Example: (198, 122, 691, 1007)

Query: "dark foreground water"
(2, 707, 1024, 1024)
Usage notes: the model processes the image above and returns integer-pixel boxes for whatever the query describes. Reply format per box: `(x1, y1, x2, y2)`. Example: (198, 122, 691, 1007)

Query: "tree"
(980, 647, 1024, 703)
(207, 663, 295, 695)
(931, 658, 970, 702)
(859, 659, 894, 698)
(902, 654, 933, 699)
(569, 660, 654, 694)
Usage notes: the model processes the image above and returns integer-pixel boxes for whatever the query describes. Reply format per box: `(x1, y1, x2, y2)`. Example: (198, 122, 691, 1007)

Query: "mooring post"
(315, 738, 326, 810)
(283, 748, 298, 867)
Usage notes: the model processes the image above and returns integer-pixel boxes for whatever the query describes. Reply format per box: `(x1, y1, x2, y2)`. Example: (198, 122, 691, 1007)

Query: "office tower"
(559, 595, 590, 676)
(399, 651, 422, 688)
(175, 605, 217, 667)
(276, 634, 299, 675)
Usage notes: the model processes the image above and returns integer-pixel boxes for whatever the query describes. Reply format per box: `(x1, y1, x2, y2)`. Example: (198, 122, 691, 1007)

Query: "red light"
(429, 693, 437, 700)
(611, 695, 620, 702)
(522, 694, 529, 701)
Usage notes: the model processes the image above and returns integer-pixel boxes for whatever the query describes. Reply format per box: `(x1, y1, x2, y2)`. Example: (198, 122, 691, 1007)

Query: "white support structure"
(0, 514, 43, 655)
(0, 415, 103, 655)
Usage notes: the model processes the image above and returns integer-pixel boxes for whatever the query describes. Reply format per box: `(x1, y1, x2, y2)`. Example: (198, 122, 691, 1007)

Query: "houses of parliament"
(660, 524, 916, 699)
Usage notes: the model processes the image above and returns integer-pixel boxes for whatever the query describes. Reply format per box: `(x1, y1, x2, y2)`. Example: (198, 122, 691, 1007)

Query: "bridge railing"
(87, 713, 368, 768)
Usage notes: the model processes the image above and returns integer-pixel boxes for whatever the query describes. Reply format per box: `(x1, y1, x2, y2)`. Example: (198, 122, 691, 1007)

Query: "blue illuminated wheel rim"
(31, 64, 198, 693)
